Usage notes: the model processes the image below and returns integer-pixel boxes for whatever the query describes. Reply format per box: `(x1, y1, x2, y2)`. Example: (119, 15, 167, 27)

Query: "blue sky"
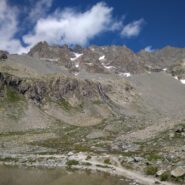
(0, 0, 185, 53)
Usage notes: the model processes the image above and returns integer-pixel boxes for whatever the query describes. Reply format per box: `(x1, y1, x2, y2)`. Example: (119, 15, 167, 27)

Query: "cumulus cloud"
(121, 19, 144, 38)
(0, 1, 145, 54)
(28, 0, 53, 23)
(0, 0, 26, 53)
(144, 46, 155, 52)
(23, 2, 120, 47)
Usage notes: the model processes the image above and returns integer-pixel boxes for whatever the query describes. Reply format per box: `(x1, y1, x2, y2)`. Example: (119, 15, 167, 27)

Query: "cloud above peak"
(0, 0, 25, 54)
(144, 45, 155, 52)
(23, 2, 119, 47)
(0, 0, 145, 54)
(121, 19, 145, 38)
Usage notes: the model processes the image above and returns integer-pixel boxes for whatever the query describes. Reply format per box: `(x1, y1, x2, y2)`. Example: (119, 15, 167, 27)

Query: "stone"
(175, 127, 184, 133)
(169, 132, 175, 138)
(156, 170, 166, 176)
(133, 156, 144, 162)
(126, 157, 134, 163)
(0, 51, 8, 60)
(171, 166, 185, 177)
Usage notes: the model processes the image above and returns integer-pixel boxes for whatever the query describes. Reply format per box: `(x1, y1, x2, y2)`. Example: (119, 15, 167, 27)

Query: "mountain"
(0, 42, 185, 184)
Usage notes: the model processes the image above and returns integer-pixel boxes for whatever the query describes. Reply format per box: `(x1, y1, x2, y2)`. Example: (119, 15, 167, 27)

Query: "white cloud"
(0, 0, 26, 53)
(144, 46, 155, 53)
(28, 0, 53, 23)
(23, 2, 120, 48)
(0, 1, 145, 54)
(121, 19, 144, 38)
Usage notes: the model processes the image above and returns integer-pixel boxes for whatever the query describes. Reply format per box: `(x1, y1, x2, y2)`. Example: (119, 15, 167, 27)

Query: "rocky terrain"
(0, 42, 185, 184)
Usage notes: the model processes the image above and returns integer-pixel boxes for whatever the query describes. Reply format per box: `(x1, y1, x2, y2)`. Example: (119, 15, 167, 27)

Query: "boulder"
(175, 127, 184, 133)
(133, 156, 144, 162)
(0, 50, 8, 60)
(156, 170, 166, 176)
(171, 166, 185, 177)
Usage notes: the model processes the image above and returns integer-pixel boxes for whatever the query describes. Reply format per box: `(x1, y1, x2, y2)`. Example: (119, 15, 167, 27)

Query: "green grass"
(0, 157, 19, 162)
(0, 86, 27, 121)
(146, 153, 163, 161)
(144, 165, 158, 175)
(160, 171, 170, 181)
(93, 100, 103, 105)
(96, 164, 110, 168)
(104, 158, 111, 165)
(74, 144, 91, 152)
(66, 160, 79, 166)
(6, 87, 23, 103)
(86, 155, 92, 160)
(82, 162, 92, 166)
(58, 98, 72, 111)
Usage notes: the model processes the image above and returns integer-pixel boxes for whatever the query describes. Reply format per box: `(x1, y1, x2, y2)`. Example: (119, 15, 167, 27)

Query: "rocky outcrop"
(28, 41, 73, 67)
(0, 72, 110, 105)
(171, 166, 185, 177)
(0, 50, 8, 60)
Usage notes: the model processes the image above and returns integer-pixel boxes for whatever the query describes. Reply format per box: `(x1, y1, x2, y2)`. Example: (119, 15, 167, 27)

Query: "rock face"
(0, 50, 8, 60)
(28, 41, 73, 67)
(0, 72, 107, 104)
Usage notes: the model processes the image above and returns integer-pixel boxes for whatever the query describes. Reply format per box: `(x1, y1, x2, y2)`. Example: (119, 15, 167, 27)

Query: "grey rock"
(133, 157, 144, 162)
(156, 170, 166, 176)
(0, 50, 8, 60)
(175, 127, 184, 133)
(171, 166, 185, 177)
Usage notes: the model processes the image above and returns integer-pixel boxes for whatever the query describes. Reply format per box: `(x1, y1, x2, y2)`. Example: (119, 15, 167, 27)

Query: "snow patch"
(75, 63, 79, 68)
(180, 79, 185, 84)
(174, 76, 178, 80)
(119, 73, 131, 77)
(86, 63, 94, 66)
(101, 62, 115, 70)
(70, 53, 83, 61)
(104, 65, 115, 69)
(40, 58, 59, 62)
(99, 55, 105, 60)
(162, 68, 167, 72)
(74, 72, 79, 76)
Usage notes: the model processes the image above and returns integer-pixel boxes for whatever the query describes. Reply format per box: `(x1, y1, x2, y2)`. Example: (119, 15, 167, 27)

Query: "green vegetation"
(0, 157, 19, 162)
(160, 171, 170, 181)
(58, 98, 72, 111)
(171, 175, 185, 183)
(66, 160, 79, 166)
(144, 165, 158, 175)
(146, 153, 162, 161)
(0, 86, 26, 121)
(96, 164, 110, 168)
(93, 100, 102, 105)
(6, 87, 22, 103)
(82, 162, 92, 166)
(104, 158, 111, 165)
(74, 144, 90, 152)
(86, 155, 92, 160)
